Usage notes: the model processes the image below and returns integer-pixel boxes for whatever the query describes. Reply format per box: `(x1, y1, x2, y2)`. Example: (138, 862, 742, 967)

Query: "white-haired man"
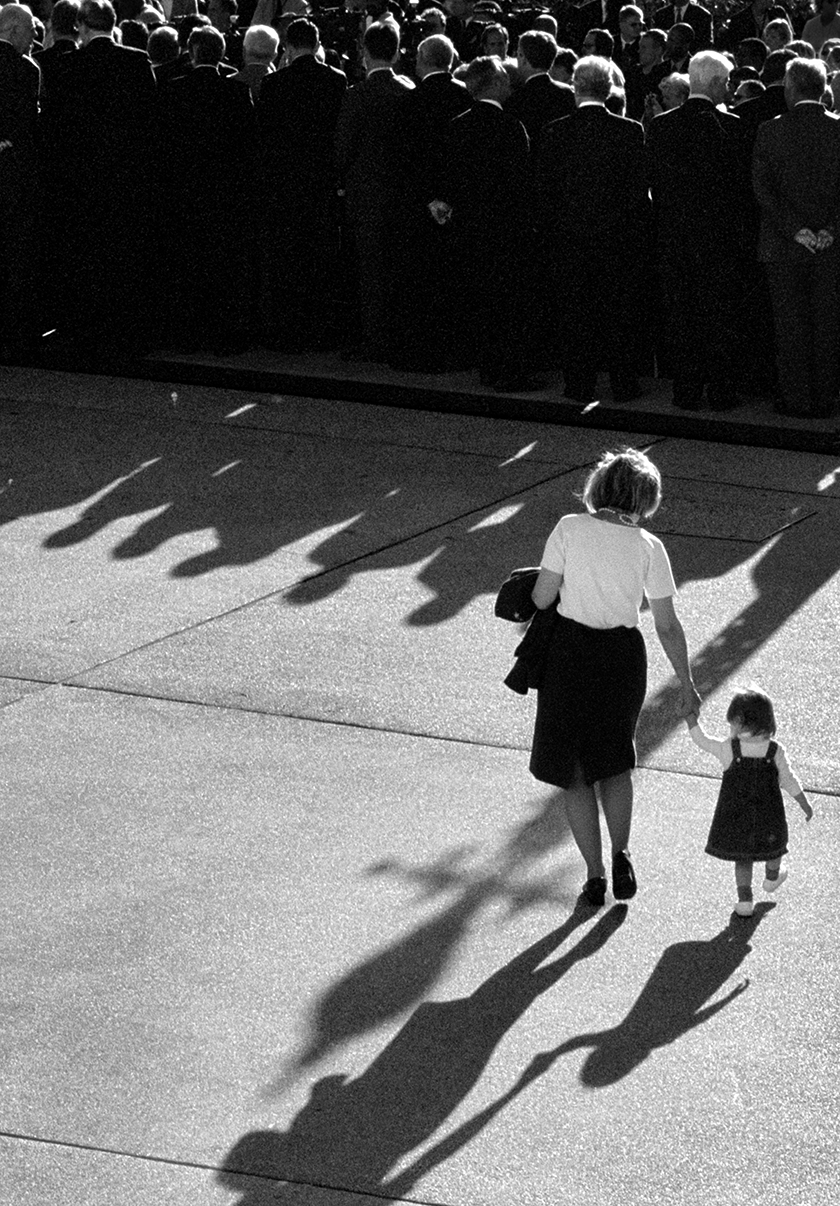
(233, 22, 277, 97)
(647, 49, 755, 410)
(534, 54, 649, 404)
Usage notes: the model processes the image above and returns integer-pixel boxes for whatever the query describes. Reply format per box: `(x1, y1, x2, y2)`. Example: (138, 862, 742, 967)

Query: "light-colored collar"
(478, 97, 502, 108)
(577, 98, 606, 107)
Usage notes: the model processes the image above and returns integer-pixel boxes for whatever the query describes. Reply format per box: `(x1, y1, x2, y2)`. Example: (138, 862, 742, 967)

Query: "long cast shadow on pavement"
(518, 901, 773, 1090)
(266, 791, 573, 1087)
(218, 905, 628, 1204)
(17, 403, 839, 773)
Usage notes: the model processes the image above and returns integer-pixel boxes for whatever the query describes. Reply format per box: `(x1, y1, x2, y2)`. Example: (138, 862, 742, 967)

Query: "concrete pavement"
(1, 367, 838, 1205)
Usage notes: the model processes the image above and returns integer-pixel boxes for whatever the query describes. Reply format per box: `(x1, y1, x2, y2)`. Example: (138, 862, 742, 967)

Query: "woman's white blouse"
(540, 512, 677, 629)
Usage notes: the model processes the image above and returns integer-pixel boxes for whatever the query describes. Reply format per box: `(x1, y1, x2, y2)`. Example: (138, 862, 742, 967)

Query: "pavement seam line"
(52, 681, 840, 798)
(57, 456, 606, 687)
(0, 1131, 446, 1206)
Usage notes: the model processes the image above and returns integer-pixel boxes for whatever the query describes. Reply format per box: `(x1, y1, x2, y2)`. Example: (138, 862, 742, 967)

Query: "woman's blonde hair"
(582, 447, 662, 519)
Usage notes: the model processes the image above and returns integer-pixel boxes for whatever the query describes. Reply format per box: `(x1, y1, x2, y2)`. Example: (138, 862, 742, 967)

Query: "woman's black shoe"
(579, 876, 607, 907)
(612, 851, 637, 900)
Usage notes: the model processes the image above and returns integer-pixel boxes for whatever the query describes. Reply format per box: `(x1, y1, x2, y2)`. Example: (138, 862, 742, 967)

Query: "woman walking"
(529, 447, 700, 907)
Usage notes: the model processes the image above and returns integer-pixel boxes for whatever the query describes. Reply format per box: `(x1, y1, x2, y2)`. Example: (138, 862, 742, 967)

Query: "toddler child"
(686, 689, 813, 916)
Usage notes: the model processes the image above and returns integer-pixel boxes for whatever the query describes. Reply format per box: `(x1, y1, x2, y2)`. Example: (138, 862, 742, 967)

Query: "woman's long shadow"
(374, 904, 773, 1201)
(218, 905, 628, 1204)
(267, 790, 574, 1091)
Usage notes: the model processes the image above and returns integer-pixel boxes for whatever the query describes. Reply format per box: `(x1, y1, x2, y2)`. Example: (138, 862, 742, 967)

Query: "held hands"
(428, 200, 453, 226)
(677, 682, 702, 721)
(794, 227, 835, 254)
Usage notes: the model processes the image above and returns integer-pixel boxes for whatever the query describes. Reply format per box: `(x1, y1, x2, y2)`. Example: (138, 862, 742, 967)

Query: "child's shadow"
(532, 902, 774, 1087)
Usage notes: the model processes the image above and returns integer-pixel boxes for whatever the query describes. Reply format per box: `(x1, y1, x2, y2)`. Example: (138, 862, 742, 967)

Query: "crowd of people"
(1, 0, 839, 415)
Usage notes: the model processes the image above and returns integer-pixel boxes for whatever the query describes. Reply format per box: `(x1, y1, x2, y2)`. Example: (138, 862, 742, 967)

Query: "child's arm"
(793, 791, 814, 822)
(685, 717, 731, 767)
(774, 744, 813, 820)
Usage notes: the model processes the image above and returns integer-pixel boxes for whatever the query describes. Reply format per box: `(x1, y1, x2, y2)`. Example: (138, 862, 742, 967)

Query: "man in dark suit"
(663, 21, 694, 72)
(506, 29, 575, 145)
(613, 4, 643, 74)
(625, 27, 669, 118)
(647, 50, 755, 409)
(534, 53, 650, 403)
(335, 20, 415, 359)
(575, 0, 624, 47)
(160, 25, 255, 352)
(388, 32, 470, 370)
(753, 56, 840, 416)
(34, 0, 79, 92)
(0, 2, 41, 351)
(432, 55, 531, 386)
(41, 0, 157, 352)
(653, 1, 713, 49)
(255, 17, 347, 349)
(733, 47, 795, 146)
(723, 0, 772, 50)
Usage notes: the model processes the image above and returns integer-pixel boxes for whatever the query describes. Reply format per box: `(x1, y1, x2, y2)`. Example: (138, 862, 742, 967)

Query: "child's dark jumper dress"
(705, 738, 789, 862)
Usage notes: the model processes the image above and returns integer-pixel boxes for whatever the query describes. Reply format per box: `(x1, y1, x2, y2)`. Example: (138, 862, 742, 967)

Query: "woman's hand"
(678, 682, 702, 719)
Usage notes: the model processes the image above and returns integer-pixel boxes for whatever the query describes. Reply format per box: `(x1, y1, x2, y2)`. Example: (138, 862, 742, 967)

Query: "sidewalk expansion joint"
(47, 461, 598, 687)
(0, 1131, 445, 1205)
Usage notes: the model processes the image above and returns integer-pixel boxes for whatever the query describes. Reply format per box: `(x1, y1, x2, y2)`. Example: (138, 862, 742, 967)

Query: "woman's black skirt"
(529, 614, 647, 789)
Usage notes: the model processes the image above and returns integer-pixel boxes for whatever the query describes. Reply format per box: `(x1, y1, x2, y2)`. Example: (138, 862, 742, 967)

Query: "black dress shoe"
(578, 876, 607, 907)
(612, 851, 637, 900)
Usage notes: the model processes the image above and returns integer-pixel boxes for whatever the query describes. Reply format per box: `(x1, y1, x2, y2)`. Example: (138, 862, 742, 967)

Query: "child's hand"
(801, 801, 814, 823)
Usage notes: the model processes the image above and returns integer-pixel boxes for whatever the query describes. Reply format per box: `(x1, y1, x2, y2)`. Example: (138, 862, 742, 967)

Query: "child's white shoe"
(735, 900, 755, 916)
(763, 868, 788, 893)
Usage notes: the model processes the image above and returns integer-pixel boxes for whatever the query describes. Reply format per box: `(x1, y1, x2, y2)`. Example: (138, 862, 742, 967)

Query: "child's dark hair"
(726, 690, 776, 737)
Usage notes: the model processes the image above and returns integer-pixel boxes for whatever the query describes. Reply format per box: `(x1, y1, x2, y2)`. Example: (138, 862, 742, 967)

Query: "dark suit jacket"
(647, 97, 753, 259)
(258, 53, 347, 187)
(335, 67, 415, 205)
(441, 102, 530, 243)
(164, 65, 254, 202)
(753, 103, 840, 263)
(731, 83, 789, 145)
(653, 3, 713, 47)
(535, 105, 648, 244)
(33, 37, 75, 94)
(406, 70, 470, 201)
(47, 34, 155, 157)
(576, 0, 624, 43)
(0, 41, 40, 154)
(505, 73, 575, 147)
(613, 37, 640, 75)
(723, 2, 767, 49)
